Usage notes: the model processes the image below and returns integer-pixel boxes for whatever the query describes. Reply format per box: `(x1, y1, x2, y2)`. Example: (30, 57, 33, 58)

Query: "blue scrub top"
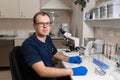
(22, 33, 57, 80)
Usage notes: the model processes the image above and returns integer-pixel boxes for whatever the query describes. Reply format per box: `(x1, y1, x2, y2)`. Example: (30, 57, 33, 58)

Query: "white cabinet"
(0, 0, 40, 18)
(19, 0, 40, 18)
(0, 39, 14, 67)
(0, 0, 19, 18)
(0, 0, 4, 18)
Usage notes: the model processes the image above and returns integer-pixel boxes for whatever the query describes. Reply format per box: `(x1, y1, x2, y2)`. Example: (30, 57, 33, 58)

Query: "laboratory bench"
(58, 49, 120, 80)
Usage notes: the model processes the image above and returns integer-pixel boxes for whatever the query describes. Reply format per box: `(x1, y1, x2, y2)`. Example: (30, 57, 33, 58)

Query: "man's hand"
(72, 66, 88, 76)
(68, 56, 82, 64)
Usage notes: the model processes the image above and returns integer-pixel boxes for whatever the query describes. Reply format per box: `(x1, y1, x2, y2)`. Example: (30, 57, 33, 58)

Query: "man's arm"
(53, 52, 82, 64)
(32, 52, 88, 78)
(31, 61, 73, 78)
(53, 52, 69, 62)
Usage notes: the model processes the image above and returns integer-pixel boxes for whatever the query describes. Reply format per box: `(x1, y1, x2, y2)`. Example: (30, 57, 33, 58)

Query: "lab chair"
(9, 46, 71, 80)
(9, 46, 25, 80)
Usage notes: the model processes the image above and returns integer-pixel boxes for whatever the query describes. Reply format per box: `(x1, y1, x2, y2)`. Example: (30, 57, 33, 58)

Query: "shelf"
(84, 18, 120, 28)
(85, 17, 120, 21)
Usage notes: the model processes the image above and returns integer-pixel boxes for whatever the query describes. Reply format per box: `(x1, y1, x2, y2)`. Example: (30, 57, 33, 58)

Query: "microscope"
(61, 30, 80, 52)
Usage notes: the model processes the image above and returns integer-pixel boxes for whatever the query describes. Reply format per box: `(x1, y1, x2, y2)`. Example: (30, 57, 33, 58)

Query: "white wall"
(82, 0, 96, 45)
(71, 1, 83, 45)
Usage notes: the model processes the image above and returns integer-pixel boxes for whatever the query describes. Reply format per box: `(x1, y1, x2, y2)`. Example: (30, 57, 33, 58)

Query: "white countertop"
(0, 36, 28, 40)
(0, 35, 63, 40)
(58, 49, 120, 80)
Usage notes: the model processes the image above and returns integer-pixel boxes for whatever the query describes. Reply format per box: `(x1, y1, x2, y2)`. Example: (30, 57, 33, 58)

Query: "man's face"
(34, 15, 51, 37)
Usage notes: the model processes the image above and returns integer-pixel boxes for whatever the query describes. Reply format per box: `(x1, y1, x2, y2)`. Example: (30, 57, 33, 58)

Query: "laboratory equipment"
(117, 58, 120, 67)
(61, 23, 70, 32)
(60, 28, 80, 52)
(93, 58, 109, 69)
(94, 67, 106, 75)
(94, 39, 104, 54)
(65, 36, 79, 51)
(84, 41, 95, 55)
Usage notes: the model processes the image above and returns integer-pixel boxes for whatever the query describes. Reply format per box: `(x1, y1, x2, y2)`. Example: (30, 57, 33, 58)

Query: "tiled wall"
(0, 10, 71, 37)
(40, 0, 72, 37)
(94, 27, 120, 45)
(0, 18, 33, 36)
(94, 27, 120, 59)
(41, 10, 71, 37)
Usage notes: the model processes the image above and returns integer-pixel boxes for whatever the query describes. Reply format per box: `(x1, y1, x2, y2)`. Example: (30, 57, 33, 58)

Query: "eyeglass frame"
(35, 22, 52, 27)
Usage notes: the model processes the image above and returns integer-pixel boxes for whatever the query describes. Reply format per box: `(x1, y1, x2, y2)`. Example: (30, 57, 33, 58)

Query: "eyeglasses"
(35, 22, 52, 27)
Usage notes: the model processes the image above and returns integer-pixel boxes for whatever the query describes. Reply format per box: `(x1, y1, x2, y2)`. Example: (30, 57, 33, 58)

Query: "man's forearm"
(53, 52, 69, 62)
(40, 67, 73, 78)
(32, 62, 73, 78)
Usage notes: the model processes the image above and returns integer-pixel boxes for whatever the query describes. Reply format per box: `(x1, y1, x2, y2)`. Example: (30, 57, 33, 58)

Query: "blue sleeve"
(22, 43, 42, 66)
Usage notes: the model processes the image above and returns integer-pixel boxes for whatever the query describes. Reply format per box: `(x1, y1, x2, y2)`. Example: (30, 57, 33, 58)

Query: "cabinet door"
(0, 0, 4, 18)
(19, 0, 40, 18)
(0, 40, 14, 67)
(1, 0, 19, 18)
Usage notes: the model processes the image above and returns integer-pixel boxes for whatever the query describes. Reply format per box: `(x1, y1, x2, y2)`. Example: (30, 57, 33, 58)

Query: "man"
(22, 11, 88, 80)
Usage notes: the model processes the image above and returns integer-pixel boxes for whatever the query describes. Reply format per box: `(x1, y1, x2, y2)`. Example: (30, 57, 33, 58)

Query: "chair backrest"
(9, 46, 24, 80)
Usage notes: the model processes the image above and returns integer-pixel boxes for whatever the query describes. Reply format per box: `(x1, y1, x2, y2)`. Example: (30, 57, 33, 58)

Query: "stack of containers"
(94, 4, 100, 19)
(93, 0, 120, 19)
(99, 2, 107, 18)
(93, 2, 107, 19)
(107, 0, 120, 18)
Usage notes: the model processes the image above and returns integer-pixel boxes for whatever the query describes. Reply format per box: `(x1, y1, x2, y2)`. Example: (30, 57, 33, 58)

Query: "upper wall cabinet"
(0, 0, 40, 18)
(19, 0, 40, 18)
(0, 0, 19, 18)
